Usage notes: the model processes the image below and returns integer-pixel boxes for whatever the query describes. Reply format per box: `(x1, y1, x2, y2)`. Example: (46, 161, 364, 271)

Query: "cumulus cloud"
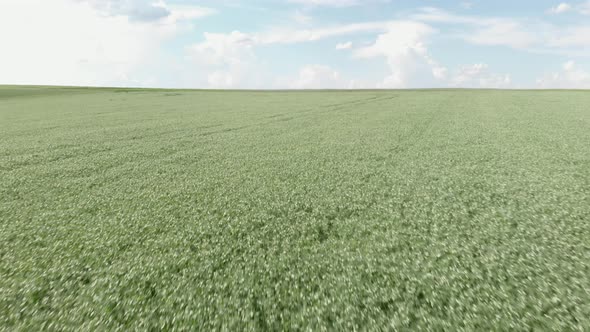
(412, 8, 538, 49)
(462, 20, 538, 49)
(207, 71, 237, 89)
(282, 64, 377, 89)
(289, 0, 356, 6)
(581, 1, 590, 14)
(4, 1, 587, 89)
(537, 61, 590, 88)
(194, 10, 589, 89)
(88, 0, 170, 21)
(548, 1, 590, 15)
(450, 64, 511, 88)
(228, 18, 450, 88)
(184, 19, 394, 88)
(0, 0, 153, 86)
(287, 0, 386, 7)
(291, 65, 345, 89)
(164, 4, 217, 24)
(336, 41, 353, 50)
(76, 0, 214, 23)
(548, 3, 573, 14)
(0, 0, 213, 87)
(189, 31, 255, 67)
(461, 2, 473, 9)
(255, 21, 389, 44)
(354, 21, 447, 88)
(411, 7, 590, 55)
(292, 10, 312, 25)
(546, 26, 590, 49)
(187, 31, 265, 89)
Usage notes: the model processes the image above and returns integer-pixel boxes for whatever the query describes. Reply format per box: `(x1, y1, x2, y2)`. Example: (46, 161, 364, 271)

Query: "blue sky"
(1, 0, 590, 89)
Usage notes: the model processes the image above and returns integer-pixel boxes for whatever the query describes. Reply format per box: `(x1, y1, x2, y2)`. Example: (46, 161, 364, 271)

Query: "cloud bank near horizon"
(1, 0, 590, 89)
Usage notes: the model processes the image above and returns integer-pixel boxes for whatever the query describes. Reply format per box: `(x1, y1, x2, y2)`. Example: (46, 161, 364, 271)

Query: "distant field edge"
(1, 84, 589, 93)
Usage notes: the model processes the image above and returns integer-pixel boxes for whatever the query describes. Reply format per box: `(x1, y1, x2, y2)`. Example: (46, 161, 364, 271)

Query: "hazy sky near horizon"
(2, 0, 590, 89)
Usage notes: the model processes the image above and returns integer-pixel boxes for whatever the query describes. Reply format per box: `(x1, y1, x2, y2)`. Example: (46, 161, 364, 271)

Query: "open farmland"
(1, 86, 589, 330)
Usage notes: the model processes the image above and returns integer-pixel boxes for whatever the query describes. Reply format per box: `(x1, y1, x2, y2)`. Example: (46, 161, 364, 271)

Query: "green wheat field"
(1, 86, 589, 330)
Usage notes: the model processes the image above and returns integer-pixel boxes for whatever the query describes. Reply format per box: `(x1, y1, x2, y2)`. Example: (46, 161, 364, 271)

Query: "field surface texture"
(1, 86, 589, 330)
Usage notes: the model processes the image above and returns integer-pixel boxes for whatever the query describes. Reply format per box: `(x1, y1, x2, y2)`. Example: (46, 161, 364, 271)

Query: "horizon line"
(2, 84, 590, 92)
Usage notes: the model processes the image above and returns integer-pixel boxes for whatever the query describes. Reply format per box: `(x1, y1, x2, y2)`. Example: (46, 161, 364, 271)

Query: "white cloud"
(4, 1, 587, 90)
(289, 0, 357, 6)
(581, 1, 590, 14)
(537, 61, 590, 88)
(189, 31, 255, 66)
(548, 3, 573, 14)
(461, 2, 473, 9)
(410, 7, 482, 25)
(553, 1, 590, 15)
(411, 7, 590, 55)
(563, 60, 576, 71)
(354, 21, 447, 88)
(242, 18, 454, 88)
(547, 26, 590, 48)
(432, 66, 449, 80)
(462, 20, 538, 49)
(76, 0, 214, 23)
(0, 0, 214, 87)
(187, 31, 258, 88)
(274, 64, 377, 89)
(207, 71, 236, 89)
(291, 65, 347, 89)
(288, 0, 389, 7)
(292, 10, 312, 25)
(410, 8, 537, 49)
(451, 64, 511, 88)
(164, 4, 216, 24)
(0, 1, 149, 86)
(255, 21, 389, 44)
(184, 19, 393, 87)
(546, 1, 590, 15)
(336, 41, 353, 50)
(75, 0, 169, 21)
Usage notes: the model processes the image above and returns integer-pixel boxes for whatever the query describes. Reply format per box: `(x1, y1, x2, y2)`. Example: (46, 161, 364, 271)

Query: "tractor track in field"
(1, 124, 226, 172)
(2, 94, 400, 172)
(385, 95, 450, 222)
(196, 95, 397, 137)
(257, 94, 399, 124)
(3, 94, 399, 168)
(387, 111, 438, 156)
(347, 94, 448, 223)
